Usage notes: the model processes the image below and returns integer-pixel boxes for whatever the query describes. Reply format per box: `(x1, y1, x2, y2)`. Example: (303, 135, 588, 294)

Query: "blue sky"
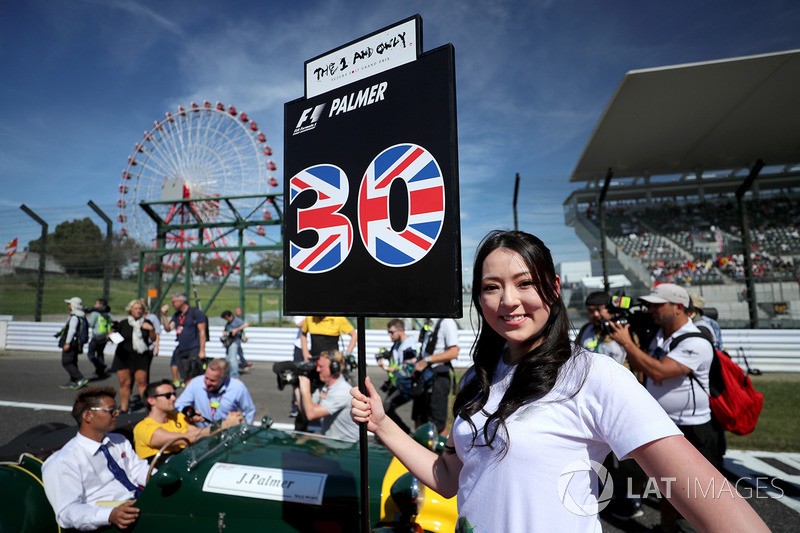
(2, 0, 800, 275)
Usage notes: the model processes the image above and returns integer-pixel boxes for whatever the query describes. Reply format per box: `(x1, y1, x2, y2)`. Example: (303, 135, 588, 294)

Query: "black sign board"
(283, 44, 461, 317)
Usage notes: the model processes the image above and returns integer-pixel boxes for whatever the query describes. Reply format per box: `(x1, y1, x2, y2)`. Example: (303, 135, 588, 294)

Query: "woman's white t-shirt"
(452, 348, 680, 532)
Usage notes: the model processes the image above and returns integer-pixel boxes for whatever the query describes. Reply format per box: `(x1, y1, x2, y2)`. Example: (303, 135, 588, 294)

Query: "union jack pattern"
(289, 164, 353, 273)
(358, 143, 445, 267)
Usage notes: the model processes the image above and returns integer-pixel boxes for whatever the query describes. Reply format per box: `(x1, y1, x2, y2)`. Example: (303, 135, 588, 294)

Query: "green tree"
(28, 218, 105, 276)
(248, 251, 283, 282)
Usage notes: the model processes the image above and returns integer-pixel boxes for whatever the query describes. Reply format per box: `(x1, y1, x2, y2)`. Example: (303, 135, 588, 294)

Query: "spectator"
(610, 283, 719, 532)
(297, 350, 359, 442)
(175, 358, 255, 428)
(220, 310, 248, 379)
(141, 299, 161, 357)
(86, 298, 112, 378)
(380, 319, 422, 434)
(415, 317, 459, 436)
(301, 316, 357, 359)
(134, 379, 243, 464)
(690, 294, 723, 350)
(112, 299, 157, 413)
(160, 292, 207, 387)
(57, 296, 89, 390)
(42, 386, 148, 531)
(234, 306, 252, 370)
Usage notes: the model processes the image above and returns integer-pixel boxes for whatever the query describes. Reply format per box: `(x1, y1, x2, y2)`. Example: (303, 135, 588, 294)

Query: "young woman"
(351, 230, 767, 532)
(112, 299, 156, 412)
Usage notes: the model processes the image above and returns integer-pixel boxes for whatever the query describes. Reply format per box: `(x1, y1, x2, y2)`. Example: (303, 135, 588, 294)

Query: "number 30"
(289, 143, 445, 273)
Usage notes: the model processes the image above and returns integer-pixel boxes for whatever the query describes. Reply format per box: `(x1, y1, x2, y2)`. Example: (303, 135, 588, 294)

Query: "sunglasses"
(387, 329, 398, 334)
(153, 392, 176, 399)
(89, 406, 121, 415)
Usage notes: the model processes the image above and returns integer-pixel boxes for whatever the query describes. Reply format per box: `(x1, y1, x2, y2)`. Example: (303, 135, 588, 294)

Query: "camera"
(272, 360, 319, 391)
(596, 294, 658, 348)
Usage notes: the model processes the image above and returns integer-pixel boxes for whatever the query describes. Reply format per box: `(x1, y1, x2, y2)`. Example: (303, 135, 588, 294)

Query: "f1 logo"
(294, 104, 326, 135)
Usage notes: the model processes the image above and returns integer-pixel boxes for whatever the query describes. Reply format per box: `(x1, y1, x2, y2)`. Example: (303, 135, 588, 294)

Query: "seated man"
(42, 386, 148, 531)
(175, 358, 256, 428)
(296, 350, 359, 442)
(134, 379, 244, 464)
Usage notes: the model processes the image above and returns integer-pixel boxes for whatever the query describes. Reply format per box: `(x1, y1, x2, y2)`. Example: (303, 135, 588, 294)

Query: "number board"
(283, 44, 461, 317)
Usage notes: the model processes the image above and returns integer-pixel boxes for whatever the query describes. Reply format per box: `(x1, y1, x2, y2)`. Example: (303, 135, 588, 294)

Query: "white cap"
(64, 296, 84, 310)
(639, 284, 690, 307)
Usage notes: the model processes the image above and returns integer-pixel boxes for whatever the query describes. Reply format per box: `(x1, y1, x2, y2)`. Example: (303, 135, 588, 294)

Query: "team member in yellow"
(300, 316, 357, 360)
(134, 380, 243, 463)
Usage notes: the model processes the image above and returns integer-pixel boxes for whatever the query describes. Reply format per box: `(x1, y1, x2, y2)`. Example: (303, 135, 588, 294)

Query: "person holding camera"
(609, 283, 718, 532)
(220, 310, 248, 379)
(296, 350, 359, 442)
(576, 292, 628, 365)
(415, 318, 459, 437)
(378, 319, 422, 435)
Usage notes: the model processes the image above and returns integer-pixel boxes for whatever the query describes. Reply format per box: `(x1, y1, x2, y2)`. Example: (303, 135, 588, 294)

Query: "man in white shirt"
(610, 283, 717, 532)
(42, 386, 150, 531)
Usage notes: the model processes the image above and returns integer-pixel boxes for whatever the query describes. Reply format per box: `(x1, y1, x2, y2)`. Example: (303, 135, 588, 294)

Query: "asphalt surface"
(0, 350, 797, 532)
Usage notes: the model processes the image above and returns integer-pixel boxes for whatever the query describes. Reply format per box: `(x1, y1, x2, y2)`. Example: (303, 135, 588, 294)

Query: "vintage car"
(0, 416, 457, 532)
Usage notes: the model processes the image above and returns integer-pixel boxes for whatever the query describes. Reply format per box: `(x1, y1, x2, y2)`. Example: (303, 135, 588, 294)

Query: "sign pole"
(356, 316, 370, 532)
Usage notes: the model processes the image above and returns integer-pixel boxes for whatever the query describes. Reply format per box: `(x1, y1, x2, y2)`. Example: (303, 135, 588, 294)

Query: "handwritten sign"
(305, 17, 418, 98)
(202, 463, 328, 505)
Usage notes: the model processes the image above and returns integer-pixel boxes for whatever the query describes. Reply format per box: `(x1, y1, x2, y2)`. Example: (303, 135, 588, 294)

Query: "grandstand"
(563, 49, 800, 328)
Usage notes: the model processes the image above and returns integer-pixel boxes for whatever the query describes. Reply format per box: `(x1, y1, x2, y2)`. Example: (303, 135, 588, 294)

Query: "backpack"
(58, 315, 89, 348)
(670, 333, 764, 436)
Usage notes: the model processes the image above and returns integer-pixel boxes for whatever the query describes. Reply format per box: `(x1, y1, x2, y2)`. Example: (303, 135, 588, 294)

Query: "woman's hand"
(350, 376, 386, 434)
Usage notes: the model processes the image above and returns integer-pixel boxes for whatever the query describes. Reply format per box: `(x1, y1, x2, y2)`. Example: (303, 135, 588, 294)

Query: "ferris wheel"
(117, 101, 281, 276)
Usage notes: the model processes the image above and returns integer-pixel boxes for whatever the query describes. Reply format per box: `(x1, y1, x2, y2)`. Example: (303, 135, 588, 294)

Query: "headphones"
(330, 358, 341, 376)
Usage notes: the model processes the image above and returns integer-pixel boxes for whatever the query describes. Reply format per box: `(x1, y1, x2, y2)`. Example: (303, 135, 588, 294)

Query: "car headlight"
(389, 472, 425, 519)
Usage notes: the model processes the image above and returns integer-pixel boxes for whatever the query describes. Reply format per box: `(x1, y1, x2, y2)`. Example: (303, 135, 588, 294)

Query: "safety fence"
(1, 321, 798, 372)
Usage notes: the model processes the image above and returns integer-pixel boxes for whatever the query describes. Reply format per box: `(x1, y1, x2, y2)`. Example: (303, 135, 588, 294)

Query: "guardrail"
(1, 321, 797, 372)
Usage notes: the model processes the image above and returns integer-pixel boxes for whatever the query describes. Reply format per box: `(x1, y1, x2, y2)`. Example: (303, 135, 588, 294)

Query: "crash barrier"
(1, 321, 798, 372)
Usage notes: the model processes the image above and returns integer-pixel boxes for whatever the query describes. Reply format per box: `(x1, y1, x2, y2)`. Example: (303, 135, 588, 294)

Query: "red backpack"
(670, 333, 764, 436)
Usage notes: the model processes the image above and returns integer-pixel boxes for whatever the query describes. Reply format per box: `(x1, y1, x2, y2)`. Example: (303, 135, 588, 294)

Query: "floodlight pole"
(513, 173, 521, 231)
(20, 204, 47, 322)
(88, 200, 113, 302)
(598, 168, 613, 293)
(736, 159, 764, 329)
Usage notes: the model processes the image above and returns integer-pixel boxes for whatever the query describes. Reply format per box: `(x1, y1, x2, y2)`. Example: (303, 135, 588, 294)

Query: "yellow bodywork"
(380, 456, 458, 532)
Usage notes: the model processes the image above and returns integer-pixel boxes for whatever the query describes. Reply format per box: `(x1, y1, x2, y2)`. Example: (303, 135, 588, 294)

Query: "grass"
(726, 376, 800, 452)
(0, 274, 286, 321)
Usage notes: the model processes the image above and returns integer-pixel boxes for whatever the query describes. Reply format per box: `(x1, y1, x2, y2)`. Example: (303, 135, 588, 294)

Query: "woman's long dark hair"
(451, 230, 576, 455)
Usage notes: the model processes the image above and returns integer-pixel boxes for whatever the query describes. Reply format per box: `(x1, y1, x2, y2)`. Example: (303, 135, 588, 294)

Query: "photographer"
(609, 283, 718, 532)
(576, 292, 628, 365)
(378, 319, 422, 435)
(295, 350, 359, 442)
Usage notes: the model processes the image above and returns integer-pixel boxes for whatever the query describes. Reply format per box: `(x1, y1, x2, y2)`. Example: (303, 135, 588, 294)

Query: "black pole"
(357, 316, 370, 533)
(20, 204, 47, 322)
(736, 160, 764, 329)
(512, 173, 521, 231)
(598, 169, 613, 293)
(88, 200, 113, 302)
